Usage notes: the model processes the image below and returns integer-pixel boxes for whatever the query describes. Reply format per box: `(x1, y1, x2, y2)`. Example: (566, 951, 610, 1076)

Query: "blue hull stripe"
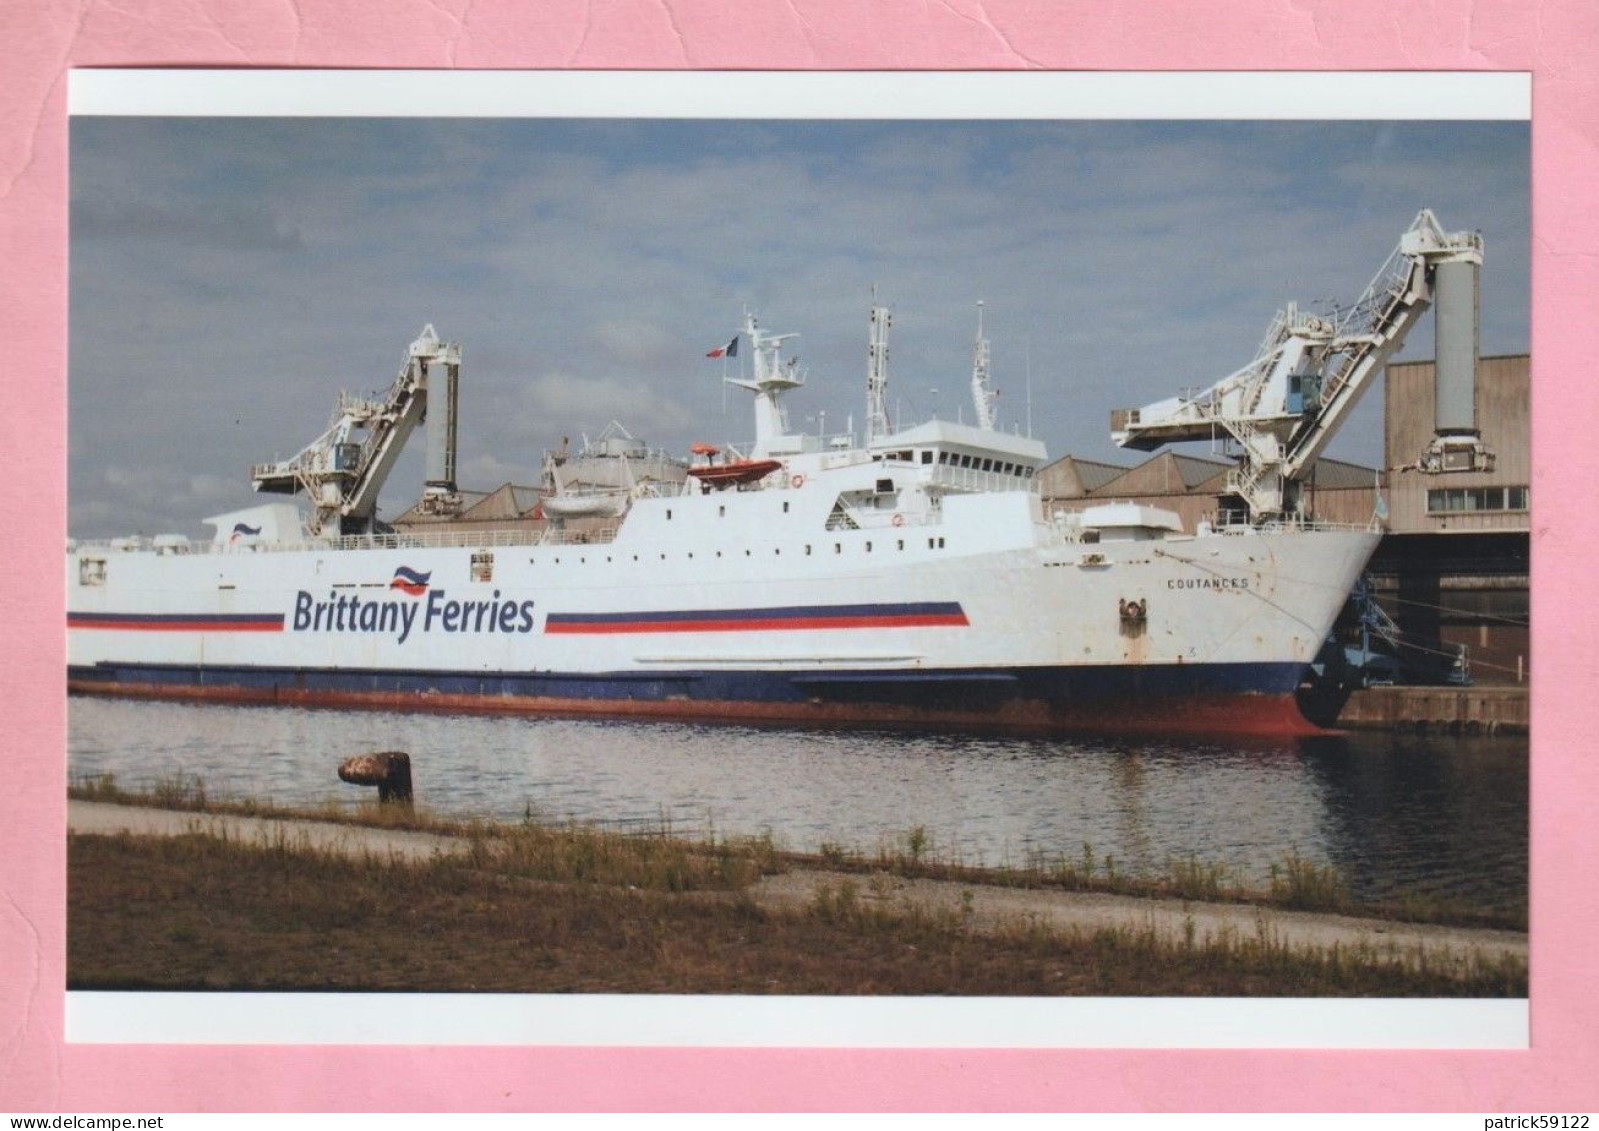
(545, 601, 968, 634)
(69, 660, 1307, 702)
(68, 612, 286, 631)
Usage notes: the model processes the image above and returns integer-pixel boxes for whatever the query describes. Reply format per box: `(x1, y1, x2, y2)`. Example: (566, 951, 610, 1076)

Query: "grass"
(70, 771, 480, 835)
(67, 830, 1527, 997)
(468, 818, 783, 892)
(68, 774, 1525, 931)
(820, 829, 1522, 932)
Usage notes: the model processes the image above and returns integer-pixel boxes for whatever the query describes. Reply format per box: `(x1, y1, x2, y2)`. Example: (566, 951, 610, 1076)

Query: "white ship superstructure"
(70, 215, 1484, 736)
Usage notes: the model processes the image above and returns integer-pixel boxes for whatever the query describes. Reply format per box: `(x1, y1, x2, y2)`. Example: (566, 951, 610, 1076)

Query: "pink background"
(3, 0, 1595, 1112)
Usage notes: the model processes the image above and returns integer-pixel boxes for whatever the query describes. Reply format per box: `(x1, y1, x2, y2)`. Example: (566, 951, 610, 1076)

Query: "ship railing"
(1207, 515, 1384, 536)
(1036, 511, 1379, 547)
(311, 529, 552, 552)
(538, 524, 622, 546)
(72, 527, 558, 557)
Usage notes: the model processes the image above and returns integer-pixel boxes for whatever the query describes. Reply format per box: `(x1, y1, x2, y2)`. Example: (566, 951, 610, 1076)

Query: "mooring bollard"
(338, 751, 414, 804)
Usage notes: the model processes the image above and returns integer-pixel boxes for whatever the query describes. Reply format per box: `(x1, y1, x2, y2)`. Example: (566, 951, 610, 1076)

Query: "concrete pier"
(1337, 685, 1528, 735)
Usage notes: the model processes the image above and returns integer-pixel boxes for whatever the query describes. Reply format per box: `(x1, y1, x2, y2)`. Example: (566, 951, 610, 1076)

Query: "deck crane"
(250, 324, 462, 536)
(1110, 210, 1491, 524)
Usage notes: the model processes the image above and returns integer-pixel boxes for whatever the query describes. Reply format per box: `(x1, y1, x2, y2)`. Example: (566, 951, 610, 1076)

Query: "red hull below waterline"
(67, 678, 1335, 740)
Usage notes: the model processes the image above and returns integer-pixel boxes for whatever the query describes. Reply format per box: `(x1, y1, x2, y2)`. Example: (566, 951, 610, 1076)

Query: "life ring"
(891, 513, 905, 527)
(791, 473, 805, 489)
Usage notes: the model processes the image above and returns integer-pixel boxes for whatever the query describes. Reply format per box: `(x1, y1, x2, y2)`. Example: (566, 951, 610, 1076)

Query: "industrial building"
(1375, 354, 1529, 688)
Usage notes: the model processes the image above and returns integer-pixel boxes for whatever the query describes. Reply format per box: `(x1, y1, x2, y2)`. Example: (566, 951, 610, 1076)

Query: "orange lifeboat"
(687, 458, 784, 488)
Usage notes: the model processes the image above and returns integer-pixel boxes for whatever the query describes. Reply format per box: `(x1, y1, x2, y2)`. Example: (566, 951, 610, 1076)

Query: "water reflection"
(67, 696, 1527, 915)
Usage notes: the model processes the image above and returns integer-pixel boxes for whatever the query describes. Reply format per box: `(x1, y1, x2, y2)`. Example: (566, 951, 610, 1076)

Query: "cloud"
(459, 452, 542, 490)
(67, 116, 1529, 538)
(518, 371, 699, 436)
(74, 199, 305, 253)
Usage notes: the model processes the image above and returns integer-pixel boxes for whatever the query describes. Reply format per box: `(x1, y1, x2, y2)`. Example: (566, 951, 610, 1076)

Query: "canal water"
(67, 697, 1529, 917)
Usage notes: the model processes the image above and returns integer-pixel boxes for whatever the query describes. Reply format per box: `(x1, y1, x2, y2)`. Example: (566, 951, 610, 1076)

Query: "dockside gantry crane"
(1110, 210, 1491, 524)
(250, 324, 462, 536)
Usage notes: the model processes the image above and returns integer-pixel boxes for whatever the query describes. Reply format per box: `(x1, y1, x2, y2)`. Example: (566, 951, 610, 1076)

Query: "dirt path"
(68, 800, 468, 863)
(69, 800, 1526, 969)
(752, 870, 1527, 969)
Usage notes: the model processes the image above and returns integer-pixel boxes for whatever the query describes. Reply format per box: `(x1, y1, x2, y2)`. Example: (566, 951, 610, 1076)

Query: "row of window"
(879, 448, 1034, 475)
(1425, 486, 1529, 514)
(539, 537, 948, 566)
(931, 451, 1034, 476)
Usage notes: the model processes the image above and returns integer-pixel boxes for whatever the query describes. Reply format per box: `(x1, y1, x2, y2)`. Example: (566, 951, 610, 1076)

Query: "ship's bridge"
(867, 419, 1047, 493)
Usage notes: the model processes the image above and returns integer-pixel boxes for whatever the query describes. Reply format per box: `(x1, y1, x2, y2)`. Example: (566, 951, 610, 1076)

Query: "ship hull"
(67, 508, 1379, 738)
(68, 660, 1315, 737)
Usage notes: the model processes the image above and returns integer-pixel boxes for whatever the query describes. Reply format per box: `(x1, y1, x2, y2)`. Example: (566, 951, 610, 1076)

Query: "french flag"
(706, 336, 738, 359)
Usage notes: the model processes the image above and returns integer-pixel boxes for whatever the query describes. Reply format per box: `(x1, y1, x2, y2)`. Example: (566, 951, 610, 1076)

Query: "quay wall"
(1337, 685, 1528, 735)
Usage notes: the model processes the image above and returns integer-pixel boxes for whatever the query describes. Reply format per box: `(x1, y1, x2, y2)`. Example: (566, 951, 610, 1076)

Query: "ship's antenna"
(721, 324, 730, 417)
(866, 287, 892, 443)
(1025, 338, 1034, 439)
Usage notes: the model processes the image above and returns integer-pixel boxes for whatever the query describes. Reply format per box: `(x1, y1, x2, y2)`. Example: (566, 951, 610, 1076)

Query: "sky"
(68, 115, 1528, 538)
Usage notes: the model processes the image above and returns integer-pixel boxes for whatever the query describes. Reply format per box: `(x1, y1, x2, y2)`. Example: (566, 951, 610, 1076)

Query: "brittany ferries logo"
(389, 566, 431, 596)
(229, 523, 262, 543)
(291, 564, 535, 645)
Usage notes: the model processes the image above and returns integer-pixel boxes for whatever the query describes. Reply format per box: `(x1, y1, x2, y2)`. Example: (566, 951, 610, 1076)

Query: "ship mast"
(866, 296, 892, 443)
(970, 300, 997, 431)
(724, 312, 803, 458)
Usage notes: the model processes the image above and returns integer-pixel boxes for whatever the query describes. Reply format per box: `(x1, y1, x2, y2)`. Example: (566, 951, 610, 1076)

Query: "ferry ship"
(66, 309, 1382, 738)
(69, 213, 1487, 736)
